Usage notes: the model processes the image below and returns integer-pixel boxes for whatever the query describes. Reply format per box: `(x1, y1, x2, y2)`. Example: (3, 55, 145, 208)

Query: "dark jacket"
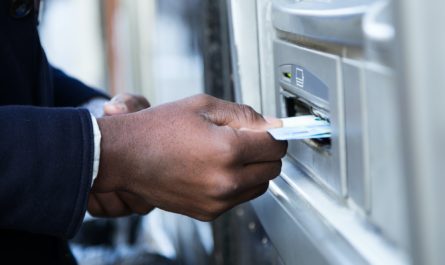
(0, 1, 108, 263)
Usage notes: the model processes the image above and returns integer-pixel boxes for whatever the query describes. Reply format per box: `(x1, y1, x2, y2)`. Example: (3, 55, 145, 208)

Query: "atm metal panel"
(273, 39, 346, 196)
(342, 59, 368, 211)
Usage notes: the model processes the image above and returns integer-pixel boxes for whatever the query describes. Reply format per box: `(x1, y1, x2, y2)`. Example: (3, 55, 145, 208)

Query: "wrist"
(94, 116, 127, 193)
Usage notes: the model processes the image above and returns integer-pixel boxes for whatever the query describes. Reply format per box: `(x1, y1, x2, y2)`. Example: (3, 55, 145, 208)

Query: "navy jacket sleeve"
(0, 106, 94, 239)
(52, 67, 110, 107)
(0, 0, 108, 241)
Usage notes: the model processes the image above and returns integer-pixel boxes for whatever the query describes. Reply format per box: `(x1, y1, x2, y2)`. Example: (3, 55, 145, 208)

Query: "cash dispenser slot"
(281, 90, 332, 151)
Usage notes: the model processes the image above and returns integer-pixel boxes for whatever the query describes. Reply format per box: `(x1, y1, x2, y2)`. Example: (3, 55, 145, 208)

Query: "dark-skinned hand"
(88, 93, 154, 217)
(90, 94, 287, 221)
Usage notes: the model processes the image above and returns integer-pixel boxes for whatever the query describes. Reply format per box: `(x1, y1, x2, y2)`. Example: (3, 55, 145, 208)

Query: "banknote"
(267, 115, 331, 140)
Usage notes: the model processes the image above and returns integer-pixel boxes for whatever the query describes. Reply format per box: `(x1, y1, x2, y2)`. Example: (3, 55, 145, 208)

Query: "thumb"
(207, 102, 279, 131)
(103, 101, 128, 116)
(264, 116, 283, 129)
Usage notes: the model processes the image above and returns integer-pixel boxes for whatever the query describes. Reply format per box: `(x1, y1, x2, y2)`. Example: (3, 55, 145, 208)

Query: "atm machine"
(210, 0, 445, 264)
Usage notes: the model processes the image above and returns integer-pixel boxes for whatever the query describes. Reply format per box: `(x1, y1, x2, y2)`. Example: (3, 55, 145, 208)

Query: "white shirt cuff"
(90, 114, 102, 187)
(82, 98, 108, 187)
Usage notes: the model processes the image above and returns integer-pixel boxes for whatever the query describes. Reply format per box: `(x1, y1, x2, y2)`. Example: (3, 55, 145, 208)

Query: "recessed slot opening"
(282, 72, 292, 80)
(282, 93, 332, 151)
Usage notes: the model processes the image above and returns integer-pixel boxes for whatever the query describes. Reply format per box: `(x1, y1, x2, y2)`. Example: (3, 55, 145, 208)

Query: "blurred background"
(39, 0, 204, 106)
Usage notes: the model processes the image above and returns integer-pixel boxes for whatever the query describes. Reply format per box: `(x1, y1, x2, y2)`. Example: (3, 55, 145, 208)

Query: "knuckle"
(194, 205, 223, 222)
(198, 216, 212, 222)
(192, 94, 218, 112)
(269, 141, 288, 160)
(223, 175, 241, 193)
(195, 94, 213, 105)
(209, 173, 239, 199)
(208, 202, 229, 219)
(197, 213, 218, 222)
(260, 162, 282, 181)
(245, 184, 270, 202)
(271, 161, 283, 178)
(257, 183, 270, 197)
(215, 138, 241, 164)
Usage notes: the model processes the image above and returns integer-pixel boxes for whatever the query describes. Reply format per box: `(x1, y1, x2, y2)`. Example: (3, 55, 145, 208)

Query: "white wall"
(39, 0, 106, 90)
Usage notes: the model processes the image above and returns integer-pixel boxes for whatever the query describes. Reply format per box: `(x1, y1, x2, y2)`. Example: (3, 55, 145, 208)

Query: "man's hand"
(103, 93, 151, 115)
(88, 93, 154, 217)
(93, 94, 287, 221)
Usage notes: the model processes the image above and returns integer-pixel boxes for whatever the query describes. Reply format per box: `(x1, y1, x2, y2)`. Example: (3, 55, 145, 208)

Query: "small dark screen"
(296, 69, 304, 79)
